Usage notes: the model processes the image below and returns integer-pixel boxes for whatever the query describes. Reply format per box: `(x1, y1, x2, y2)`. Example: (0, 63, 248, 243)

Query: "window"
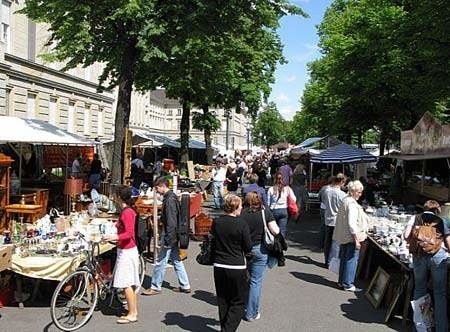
(97, 107, 104, 136)
(167, 109, 173, 116)
(1, 1, 11, 53)
(26, 93, 36, 119)
(68, 102, 75, 133)
(28, 19, 36, 61)
(49, 97, 58, 125)
(177, 108, 182, 116)
(83, 104, 90, 135)
(214, 137, 218, 145)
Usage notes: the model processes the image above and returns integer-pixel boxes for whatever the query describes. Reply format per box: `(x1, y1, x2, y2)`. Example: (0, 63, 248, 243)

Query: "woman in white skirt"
(103, 186, 140, 324)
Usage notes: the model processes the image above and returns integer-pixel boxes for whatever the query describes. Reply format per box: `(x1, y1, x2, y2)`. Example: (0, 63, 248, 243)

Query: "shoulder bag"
(287, 187, 299, 217)
(196, 233, 214, 265)
(261, 209, 275, 251)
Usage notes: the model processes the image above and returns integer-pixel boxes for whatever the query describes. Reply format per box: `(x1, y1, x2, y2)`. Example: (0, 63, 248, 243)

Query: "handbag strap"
(261, 209, 269, 233)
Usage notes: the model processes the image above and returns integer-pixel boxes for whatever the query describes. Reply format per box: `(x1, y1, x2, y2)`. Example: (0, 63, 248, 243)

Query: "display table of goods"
(365, 204, 415, 265)
(4, 212, 117, 281)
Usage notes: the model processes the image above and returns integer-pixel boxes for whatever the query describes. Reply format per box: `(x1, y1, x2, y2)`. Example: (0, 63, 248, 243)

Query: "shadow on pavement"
(192, 289, 217, 306)
(290, 271, 338, 289)
(340, 292, 403, 330)
(162, 312, 220, 332)
(285, 254, 326, 269)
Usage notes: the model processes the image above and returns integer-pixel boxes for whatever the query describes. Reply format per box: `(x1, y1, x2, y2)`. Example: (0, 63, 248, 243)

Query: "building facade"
(0, 0, 115, 141)
(0, 1, 250, 155)
(130, 89, 251, 152)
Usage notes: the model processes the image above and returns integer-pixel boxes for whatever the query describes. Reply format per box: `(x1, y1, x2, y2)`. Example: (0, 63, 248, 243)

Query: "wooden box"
(0, 245, 13, 272)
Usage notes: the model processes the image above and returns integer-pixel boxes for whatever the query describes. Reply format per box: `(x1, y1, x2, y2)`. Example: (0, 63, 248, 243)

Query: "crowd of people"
(94, 149, 450, 331)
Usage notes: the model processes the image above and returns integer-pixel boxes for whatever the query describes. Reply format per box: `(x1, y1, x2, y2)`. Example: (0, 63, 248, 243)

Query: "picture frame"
(383, 275, 406, 322)
(365, 267, 391, 308)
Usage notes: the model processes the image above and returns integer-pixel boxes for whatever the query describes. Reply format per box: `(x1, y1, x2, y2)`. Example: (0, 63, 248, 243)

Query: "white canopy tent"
(0, 116, 97, 181)
(0, 116, 97, 146)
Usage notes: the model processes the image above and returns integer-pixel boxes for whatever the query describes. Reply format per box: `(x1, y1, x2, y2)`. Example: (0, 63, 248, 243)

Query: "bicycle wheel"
(138, 254, 146, 289)
(51, 270, 98, 331)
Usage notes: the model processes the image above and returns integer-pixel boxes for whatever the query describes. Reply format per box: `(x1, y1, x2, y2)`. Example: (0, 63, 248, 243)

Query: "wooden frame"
(384, 277, 406, 323)
(365, 267, 391, 308)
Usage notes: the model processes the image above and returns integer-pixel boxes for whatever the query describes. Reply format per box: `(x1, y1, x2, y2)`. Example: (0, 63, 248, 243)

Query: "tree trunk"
(179, 98, 191, 170)
(357, 130, 362, 148)
(379, 130, 387, 156)
(202, 105, 214, 165)
(111, 48, 136, 184)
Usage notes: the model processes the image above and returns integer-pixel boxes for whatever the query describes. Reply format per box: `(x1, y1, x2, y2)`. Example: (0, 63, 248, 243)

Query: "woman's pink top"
(115, 207, 137, 249)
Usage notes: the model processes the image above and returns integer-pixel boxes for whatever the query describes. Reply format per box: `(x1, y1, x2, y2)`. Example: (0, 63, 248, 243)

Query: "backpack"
(407, 214, 443, 255)
(124, 207, 148, 254)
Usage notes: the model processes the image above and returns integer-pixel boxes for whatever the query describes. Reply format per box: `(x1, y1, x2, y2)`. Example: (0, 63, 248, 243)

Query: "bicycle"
(50, 234, 146, 331)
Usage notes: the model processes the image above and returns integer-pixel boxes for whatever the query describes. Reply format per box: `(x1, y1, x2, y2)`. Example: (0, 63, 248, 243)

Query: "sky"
(268, 0, 332, 121)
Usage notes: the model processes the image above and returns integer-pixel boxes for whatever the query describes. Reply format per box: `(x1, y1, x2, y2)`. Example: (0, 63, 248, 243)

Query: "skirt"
(113, 246, 141, 288)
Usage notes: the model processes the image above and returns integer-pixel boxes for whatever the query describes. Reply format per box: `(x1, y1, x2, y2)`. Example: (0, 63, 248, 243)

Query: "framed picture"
(384, 276, 406, 322)
(365, 267, 391, 308)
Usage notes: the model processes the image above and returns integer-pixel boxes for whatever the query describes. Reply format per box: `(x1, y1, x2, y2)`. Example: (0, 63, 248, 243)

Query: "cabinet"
(0, 153, 14, 233)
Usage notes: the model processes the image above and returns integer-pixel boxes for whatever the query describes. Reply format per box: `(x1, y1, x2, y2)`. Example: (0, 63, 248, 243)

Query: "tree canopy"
(295, 0, 450, 152)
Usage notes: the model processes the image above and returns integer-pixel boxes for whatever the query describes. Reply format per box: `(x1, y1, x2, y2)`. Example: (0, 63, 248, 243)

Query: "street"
(1, 207, 402, 332)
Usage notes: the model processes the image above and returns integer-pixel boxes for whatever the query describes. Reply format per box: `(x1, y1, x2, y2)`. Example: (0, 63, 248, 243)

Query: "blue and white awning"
(310, 143, 377, 164)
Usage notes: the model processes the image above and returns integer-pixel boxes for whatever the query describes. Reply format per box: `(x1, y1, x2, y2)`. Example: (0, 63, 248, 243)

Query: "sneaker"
(246, 312, 261, 322)
(343, 285, 362, 292)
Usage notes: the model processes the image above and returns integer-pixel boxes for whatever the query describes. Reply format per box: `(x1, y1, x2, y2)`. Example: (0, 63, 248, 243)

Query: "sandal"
(117, 317, 138, 324)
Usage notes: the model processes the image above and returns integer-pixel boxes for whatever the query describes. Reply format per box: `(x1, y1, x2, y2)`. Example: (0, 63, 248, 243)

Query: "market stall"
(306, 143, 377, 210)
(356, 198, 450, 327)
(382, 112, 450, 204)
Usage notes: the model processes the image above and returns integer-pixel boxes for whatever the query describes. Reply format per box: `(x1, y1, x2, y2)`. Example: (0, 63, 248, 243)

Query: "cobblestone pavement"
(1, 197, 403, 331)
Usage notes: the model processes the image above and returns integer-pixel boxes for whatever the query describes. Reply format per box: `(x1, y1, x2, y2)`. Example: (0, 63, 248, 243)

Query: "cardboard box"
(0, 245, 13, 273)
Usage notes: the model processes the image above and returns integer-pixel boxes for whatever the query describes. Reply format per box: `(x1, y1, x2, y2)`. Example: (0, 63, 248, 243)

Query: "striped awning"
(310, 143, 377, 164)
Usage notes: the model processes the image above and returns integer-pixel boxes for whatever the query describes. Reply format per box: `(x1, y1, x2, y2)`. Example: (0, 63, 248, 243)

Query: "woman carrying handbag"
(241, 192, 280, 322)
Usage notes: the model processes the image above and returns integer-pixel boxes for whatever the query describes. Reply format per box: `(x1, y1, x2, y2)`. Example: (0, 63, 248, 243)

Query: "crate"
(0, 245, 13, 272)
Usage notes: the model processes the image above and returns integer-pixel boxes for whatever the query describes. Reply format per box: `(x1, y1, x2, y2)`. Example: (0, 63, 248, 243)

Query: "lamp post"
(224, 109, 232, 151)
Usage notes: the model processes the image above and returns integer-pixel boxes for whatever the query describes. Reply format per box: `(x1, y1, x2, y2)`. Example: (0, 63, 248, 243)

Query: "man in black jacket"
(142, 177, 191, 295)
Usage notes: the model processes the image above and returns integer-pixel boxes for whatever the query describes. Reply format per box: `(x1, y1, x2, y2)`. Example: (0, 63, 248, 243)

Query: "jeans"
(324, 226, 339, 266)
(413, 249, 448, 332)
(88, 173, 101, 191)
(272, 208, 288, 237)
(151, 243, 190, 291)
(245, 244, 268, 320)
(338, 242, 360, 289)
(319, 208, 326, 249)
(213, 181, 224, 209)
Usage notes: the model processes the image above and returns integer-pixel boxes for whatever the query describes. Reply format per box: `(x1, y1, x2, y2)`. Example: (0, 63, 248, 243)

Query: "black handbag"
(196, 234, 214, 265)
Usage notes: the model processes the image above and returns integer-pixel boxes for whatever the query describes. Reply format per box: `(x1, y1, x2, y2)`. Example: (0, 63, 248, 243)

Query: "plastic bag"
(411, 293, 434, 332)
(328, 257, 340, 274)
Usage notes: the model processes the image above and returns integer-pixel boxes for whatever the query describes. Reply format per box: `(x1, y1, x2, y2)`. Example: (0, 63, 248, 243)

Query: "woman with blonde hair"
(241, 192, 279, 322)
(212, 194, 252, 331)
(333, 180, 368, 292)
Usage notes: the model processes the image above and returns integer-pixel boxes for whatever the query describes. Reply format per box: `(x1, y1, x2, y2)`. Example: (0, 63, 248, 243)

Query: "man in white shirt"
(322, 173, 347, 267)
(71, 153, 82, 178)
(211, 161, 227, 209)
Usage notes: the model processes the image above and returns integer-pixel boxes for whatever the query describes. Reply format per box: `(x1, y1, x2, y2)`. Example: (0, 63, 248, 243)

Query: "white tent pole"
(65, 145, 69, 179)
(19, 143, 23, 192)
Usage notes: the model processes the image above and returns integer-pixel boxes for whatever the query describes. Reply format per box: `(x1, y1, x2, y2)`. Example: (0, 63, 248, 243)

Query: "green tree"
(192, 107, 221, 164)
(20, 0, 165, 183)
(139, 1, 305, 167)
(253, 102, 285, 149)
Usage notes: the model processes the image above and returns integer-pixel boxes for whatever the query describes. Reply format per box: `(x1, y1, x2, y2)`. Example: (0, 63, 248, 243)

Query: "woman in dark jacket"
(241, 192, 279, 322)
(212, 194, 252, 332)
